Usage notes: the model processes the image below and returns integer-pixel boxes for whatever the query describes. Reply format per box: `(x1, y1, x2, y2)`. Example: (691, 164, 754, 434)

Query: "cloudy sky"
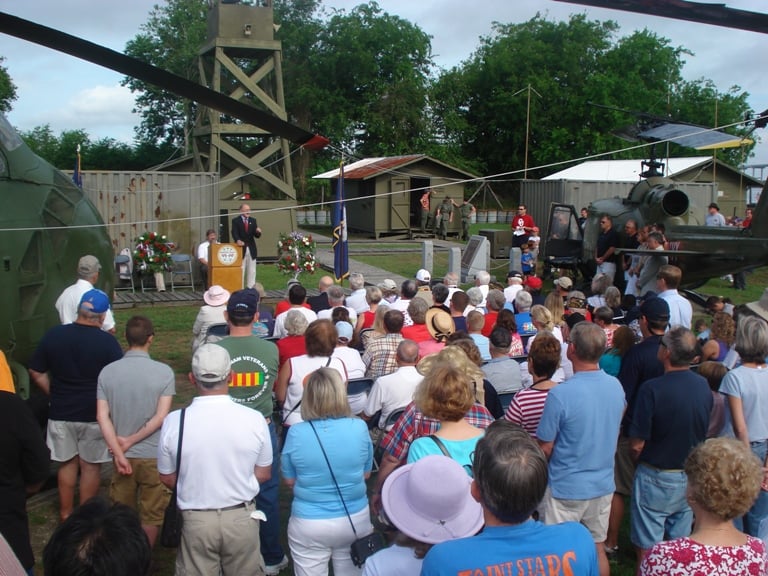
(2, 0, 767, 169)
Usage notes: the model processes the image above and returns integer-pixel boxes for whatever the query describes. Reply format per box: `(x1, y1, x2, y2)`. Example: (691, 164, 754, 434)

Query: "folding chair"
(113, 254, 135, 292)
(170, 254, 195, 291)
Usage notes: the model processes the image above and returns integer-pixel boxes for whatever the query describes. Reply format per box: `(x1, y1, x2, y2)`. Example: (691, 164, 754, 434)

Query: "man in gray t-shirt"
(96, 316, 175, 547)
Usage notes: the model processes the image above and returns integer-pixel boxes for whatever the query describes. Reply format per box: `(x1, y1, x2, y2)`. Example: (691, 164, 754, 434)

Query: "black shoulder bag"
(160, 408, 186, 548)
(309, 420, 386, 567)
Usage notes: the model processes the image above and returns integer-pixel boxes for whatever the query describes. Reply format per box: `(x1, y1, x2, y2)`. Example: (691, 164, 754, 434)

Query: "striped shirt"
(505, 387, 551, 437)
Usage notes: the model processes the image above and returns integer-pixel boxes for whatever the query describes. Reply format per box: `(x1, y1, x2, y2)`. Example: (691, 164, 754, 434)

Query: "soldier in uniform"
(455, 198, 476, 241)
(435, 197, 454, 240)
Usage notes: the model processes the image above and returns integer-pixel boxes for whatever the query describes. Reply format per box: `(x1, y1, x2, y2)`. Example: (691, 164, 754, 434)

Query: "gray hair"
(365, 286, 382, 305)
(396, 339, 420, 364)
(327, 284, 345, 305)
(466, 287, 484, 307)
(735, 316, 768, 364)
(407, 297, 429, 324)
(475, 270, 491, 286)
(514, 290, 532, 313)
(349, 272, 365, 290)
(661, 327, 698, 367)
(443, 272, 459, 287)
(431, 283, 449, 305)
(569, 322, 606, 363)
(486, 289, 506, 312)
(284, 310, 309, 336)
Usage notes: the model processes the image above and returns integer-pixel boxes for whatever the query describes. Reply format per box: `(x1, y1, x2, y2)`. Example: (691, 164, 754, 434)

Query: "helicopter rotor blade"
(0, 12, 329, 151)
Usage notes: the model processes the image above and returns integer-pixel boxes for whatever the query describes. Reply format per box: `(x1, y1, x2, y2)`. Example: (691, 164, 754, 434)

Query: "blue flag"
(332, 161, 349, 282)
(72, 144, 82, 188)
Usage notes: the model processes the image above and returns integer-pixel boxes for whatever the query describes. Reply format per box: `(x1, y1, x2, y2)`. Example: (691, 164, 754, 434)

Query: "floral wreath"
(133, 231, 174, 274)
(276, 231, 316, 276)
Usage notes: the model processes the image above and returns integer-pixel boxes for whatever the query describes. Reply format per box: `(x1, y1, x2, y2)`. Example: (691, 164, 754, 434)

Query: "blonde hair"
(530, 305, 554, 332)
(300, 367, 351, 421)
(414, 362, 475, 421)
(685, 438, 762, 521)
(418, 346, 485, 405)
(710, 312, 735, 346)
(544, 291, 565, 327)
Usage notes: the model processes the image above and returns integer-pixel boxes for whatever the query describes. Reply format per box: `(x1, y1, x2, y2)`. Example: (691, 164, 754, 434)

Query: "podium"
(209, 243, 243, 294)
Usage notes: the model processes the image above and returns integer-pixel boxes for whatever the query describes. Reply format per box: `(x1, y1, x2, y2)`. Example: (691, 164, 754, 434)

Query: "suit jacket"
(231, 215, 260, 259)
(307, 292, 330, 314)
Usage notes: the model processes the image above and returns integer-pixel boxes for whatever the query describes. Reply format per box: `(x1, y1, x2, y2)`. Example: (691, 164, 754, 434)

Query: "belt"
(188, 500, 254, 513)
(640, 462, 684, 473)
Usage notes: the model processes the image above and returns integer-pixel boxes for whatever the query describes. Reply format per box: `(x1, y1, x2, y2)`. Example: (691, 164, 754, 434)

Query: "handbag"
(309, 421, 386, 567)
(160, 408, 186, 548)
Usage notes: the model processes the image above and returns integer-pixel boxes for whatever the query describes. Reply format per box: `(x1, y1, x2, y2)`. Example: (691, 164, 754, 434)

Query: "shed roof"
(313, 154, 476, 181)
(542, 157, 711, 181)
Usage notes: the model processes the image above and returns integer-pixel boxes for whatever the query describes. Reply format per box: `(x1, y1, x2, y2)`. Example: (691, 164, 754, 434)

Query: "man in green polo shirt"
(215, 289, 287, 575)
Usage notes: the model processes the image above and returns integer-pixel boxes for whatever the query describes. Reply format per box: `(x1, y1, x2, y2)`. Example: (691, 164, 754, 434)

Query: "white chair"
(114, 254, 135, 292)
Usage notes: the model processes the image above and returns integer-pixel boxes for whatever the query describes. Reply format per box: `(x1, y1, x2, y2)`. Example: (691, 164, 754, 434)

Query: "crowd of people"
(3, 238, 768, 576)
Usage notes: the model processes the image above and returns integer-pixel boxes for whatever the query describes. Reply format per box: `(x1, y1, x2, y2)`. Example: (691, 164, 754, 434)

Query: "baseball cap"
(554, 276, 573, 290)
(192, 344, 231, 383)
(507, 270, 523, 281)
(416, 269, 431, 283)
(378, 279, 398, 291)
(78, 289, 110, 313)
(335, 321, 354, 342)
(227, 289, 259, 317)
(524, 276, 543, 290)
(641, 297, 670, 323)
(78, 255, 101, 276)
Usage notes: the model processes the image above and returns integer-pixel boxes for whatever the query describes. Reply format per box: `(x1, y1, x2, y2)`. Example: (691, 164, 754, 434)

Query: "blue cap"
(227, 289, 259, 317)
(79, 289, 110, 313)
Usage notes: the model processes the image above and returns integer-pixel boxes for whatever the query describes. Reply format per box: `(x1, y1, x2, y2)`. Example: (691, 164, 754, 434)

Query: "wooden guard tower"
(194, 0, 296, 250)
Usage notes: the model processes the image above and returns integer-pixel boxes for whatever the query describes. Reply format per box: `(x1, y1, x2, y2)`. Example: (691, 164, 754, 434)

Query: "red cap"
(525, 276, 543, 290)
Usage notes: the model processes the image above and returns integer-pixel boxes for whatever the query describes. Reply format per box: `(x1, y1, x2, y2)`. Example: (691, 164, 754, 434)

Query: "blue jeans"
(630, 463, 692, 549)
(257, 421, 285, 565)
(742, 440, 768, 536)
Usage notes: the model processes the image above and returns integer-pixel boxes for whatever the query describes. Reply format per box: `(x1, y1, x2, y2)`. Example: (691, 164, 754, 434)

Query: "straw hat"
(425, 308, 455, 342)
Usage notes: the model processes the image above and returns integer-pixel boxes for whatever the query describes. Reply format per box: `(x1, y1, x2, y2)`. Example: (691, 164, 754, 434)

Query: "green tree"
(429, 15, 754, 180)
(122, 0, 208, 150)
(0, 56, 17, 113)
(311, 2, 434, 156)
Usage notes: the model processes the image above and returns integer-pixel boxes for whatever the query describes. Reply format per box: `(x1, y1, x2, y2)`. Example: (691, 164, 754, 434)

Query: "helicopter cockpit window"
(0, 114, 23, 152)
(548, 207, 580, 241)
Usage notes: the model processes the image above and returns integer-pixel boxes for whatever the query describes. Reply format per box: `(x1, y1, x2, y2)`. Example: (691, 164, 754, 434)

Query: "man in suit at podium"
(232, 204, 261, 289)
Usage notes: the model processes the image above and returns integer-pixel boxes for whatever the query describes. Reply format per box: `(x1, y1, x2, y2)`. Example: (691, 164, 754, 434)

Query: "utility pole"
(512, 84, 542, 178)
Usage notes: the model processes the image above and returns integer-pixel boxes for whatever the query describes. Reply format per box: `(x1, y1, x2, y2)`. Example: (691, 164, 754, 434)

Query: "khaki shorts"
(614, 436, 637, 496)
(110, 458, 171, 526)
(47, 420, 110, 464)
(539, 486, 612, 542)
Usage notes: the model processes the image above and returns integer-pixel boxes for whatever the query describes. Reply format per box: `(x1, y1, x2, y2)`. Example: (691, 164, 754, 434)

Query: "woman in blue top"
(406, 349, 484, 474)
(719, 315, 768, 537)
(282, 367, 374, 576)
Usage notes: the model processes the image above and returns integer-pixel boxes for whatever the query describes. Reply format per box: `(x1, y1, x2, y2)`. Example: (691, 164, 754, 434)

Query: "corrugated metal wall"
(521, 179, 718, 230)
(80, 171, 219, 256)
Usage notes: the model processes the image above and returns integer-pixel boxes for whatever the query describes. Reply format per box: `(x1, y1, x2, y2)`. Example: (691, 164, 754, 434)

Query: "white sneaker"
(264, 555, 289, 575)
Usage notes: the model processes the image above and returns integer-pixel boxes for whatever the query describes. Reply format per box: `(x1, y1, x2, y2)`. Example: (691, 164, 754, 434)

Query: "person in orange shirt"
(0, 350, 15, 394)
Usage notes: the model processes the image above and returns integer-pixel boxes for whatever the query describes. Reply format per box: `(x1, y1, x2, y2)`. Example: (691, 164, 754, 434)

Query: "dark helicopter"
(542, 106, 768, 288)
(0, 114, 116, 396)
(0, 11, 328, 396)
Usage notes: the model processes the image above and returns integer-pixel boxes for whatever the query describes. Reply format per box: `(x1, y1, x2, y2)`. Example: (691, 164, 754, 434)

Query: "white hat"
(416, 269, 431, 282)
